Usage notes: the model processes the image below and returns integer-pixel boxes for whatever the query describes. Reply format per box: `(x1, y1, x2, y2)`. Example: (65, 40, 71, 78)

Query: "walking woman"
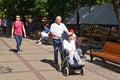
(11, 15, 26, 54)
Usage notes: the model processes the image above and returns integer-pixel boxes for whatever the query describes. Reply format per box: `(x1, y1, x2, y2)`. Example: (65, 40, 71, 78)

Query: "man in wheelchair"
(63, 32, 84, 66)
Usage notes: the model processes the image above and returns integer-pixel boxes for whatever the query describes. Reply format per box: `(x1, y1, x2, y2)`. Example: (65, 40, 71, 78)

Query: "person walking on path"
(50, 16, 68, 66)
(1, 18, 7, 34)
(11, 15, 26, 54)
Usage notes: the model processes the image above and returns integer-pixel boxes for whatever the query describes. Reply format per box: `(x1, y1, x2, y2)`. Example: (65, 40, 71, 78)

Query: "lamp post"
(76, 0, 81, 36)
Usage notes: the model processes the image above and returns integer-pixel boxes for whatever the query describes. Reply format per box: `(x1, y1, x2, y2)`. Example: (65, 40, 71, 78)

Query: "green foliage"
(31, 0, 48, 16)
(0, 0, 113, 20)
(1, 0, 35, 19)
(47, 0, 77, 20)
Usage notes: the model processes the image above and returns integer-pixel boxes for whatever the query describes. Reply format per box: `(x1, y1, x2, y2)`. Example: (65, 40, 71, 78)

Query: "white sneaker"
(81, 63, 85, 65)
(17, 51, 20, 55)
(78, 62, 85, 66)
(38, 42, 42, 44)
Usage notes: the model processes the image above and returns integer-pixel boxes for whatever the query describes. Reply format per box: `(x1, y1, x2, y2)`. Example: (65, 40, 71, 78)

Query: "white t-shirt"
(63, 39, 76, 51)
(50, 23, 68, 39)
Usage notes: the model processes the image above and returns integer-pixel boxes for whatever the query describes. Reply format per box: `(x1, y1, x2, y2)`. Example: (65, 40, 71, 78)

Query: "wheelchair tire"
(57, 64, 62, 72)
(80, 67, 84, 76)
(63, 67, 69, 77)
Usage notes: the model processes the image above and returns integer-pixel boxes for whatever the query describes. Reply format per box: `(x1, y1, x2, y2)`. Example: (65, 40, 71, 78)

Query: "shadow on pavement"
(9, 49, 17, 53)
(0, 66, 12, 73)
(40, 59, 56, 69)
(9, 49, 23, 53)
(41, 59, 84, 76)
(86, 59, 120, 73)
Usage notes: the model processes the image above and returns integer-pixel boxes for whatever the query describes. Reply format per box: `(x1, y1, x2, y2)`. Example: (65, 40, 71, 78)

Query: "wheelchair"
(56, 49, 85, 76)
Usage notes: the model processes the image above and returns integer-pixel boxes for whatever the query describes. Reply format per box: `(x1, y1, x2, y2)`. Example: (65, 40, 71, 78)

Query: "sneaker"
(78, 62, 85, 66)
(37, 42, 42, 44)
(17, 51, 20, 55)
(81, 63, 85, 65)
(80, 63, 85, 67)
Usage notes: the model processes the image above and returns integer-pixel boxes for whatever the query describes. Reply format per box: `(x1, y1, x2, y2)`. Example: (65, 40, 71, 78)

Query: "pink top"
(12, 21, 24, 35)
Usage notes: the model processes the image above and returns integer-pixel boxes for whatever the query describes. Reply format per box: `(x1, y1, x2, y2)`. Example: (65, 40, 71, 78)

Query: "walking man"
(50, 16, 68, 66)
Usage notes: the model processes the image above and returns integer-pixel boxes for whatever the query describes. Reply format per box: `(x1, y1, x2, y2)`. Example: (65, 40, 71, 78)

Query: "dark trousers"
(2, 27, 7, 33)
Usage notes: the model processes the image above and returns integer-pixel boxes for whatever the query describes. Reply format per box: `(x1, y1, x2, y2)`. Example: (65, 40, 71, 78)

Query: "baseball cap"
(70, 29, 74, 33)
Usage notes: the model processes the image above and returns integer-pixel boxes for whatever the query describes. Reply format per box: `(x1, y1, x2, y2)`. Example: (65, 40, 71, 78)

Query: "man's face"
(56, 16, 62, 24)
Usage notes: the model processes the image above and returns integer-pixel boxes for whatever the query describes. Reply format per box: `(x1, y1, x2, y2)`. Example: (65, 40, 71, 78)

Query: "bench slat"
(103, 42, 120, 55)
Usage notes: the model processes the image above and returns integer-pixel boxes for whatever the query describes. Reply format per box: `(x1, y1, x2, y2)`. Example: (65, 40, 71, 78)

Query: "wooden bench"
(90, 41, 120, 65)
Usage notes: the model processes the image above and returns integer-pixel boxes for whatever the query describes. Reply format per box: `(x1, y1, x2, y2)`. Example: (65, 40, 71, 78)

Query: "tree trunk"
(112, 0, 120, 29)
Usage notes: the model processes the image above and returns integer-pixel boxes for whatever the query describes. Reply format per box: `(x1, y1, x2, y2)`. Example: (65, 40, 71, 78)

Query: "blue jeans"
(53, 39, 62, 65)
(14, 34, 22, 52)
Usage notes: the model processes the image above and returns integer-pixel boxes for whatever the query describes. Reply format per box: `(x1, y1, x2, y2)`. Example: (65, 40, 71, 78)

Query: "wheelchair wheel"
(63, 67, 69, 77)
(56, 64, 62, 72)
(80, 67, 84, 76)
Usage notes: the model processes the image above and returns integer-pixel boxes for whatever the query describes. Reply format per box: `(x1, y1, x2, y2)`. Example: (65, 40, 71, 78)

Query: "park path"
(0, 35, 120, 80)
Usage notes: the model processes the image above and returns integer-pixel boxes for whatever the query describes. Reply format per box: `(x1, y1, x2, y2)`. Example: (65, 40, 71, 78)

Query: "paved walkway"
(0, 34, 120, 80)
